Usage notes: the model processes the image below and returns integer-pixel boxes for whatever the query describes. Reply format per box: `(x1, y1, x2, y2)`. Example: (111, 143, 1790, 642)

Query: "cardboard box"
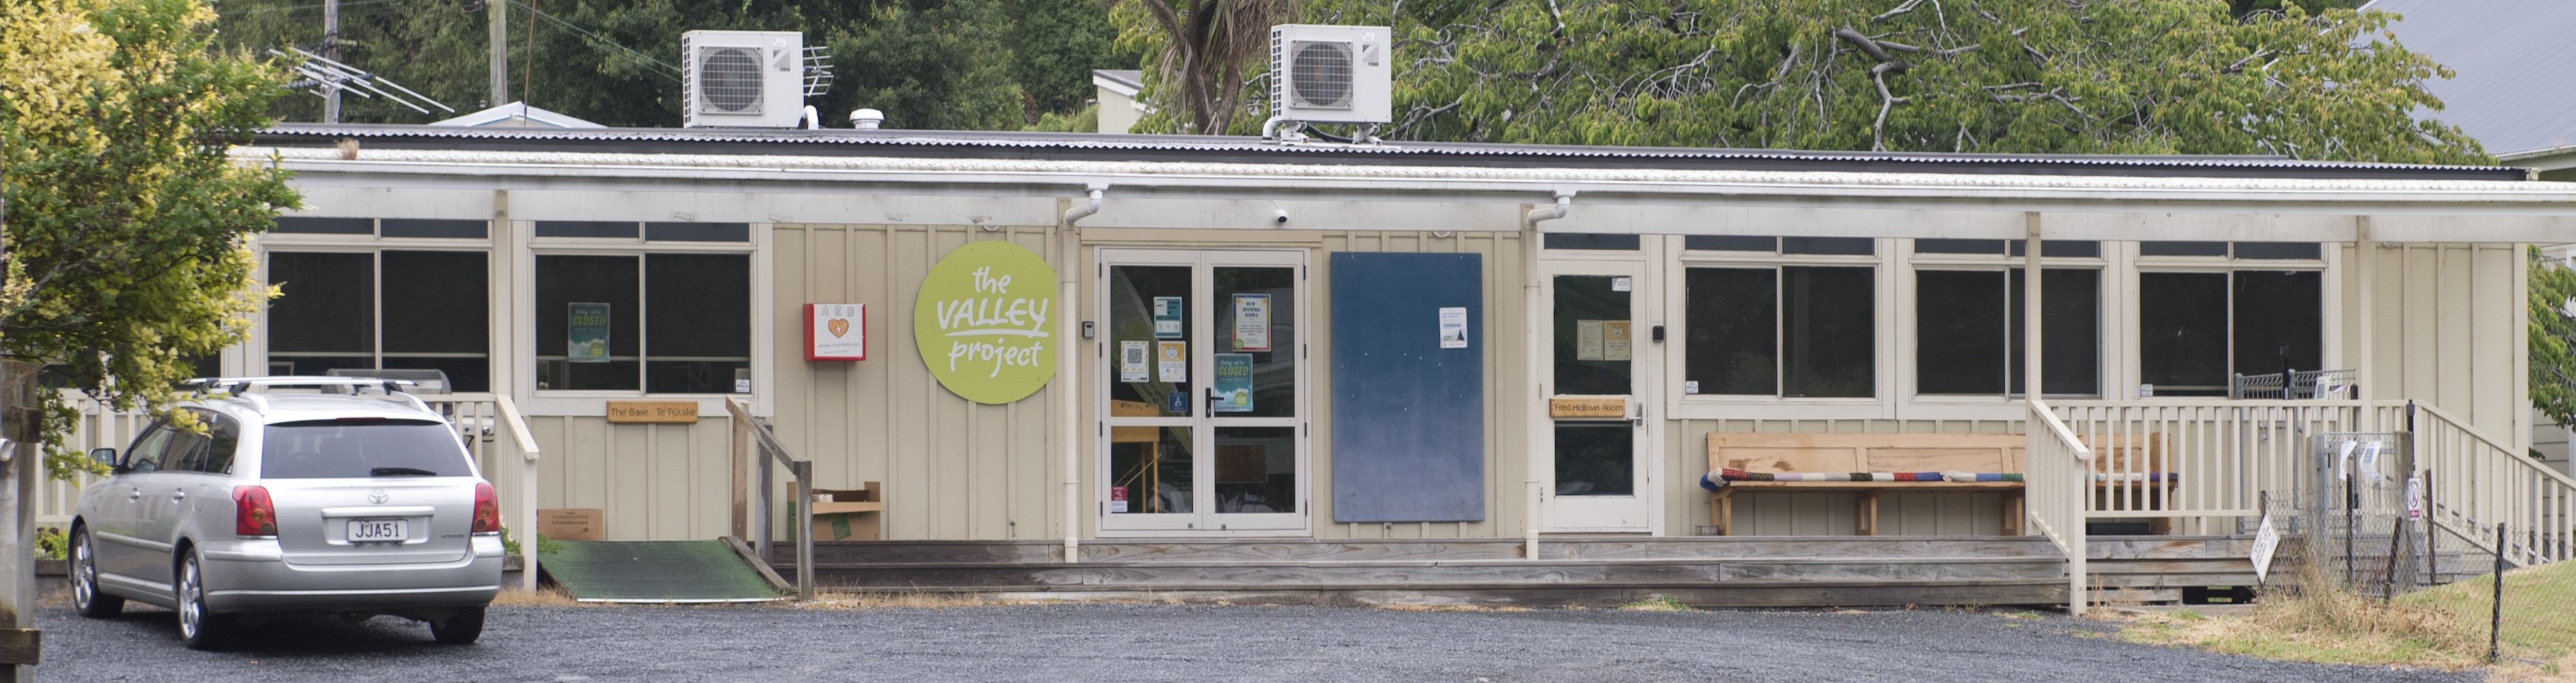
(805, 482, 882, 541)
(537, 508, 604, 541)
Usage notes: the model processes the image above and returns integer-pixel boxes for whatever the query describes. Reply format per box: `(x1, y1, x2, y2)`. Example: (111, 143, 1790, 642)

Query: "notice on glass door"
(1438, 307, 1468, 349)
(1603, 321, 1632, 361)
(1153, 296, 1185, 339)
(1157, 340, 1188, 382)
(1120, 341, 1150, 382)
(1232, 293, 1271, 352)
(1576, 319, 1606, 361)
(1212, 354, 1253, 412)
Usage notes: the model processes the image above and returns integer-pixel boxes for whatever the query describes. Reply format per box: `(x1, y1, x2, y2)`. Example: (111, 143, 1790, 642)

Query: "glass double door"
(1099, 249, 1306, 534)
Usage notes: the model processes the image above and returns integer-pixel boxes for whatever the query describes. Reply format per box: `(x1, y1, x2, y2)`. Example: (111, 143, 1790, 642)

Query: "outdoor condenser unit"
(682, 30, 805, 128)
(1268, 24, 1391, 126)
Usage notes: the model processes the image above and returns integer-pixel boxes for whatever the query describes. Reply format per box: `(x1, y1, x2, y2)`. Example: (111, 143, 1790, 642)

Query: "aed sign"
(806, 303, 867, 361)
(913, 241, 1058, 404)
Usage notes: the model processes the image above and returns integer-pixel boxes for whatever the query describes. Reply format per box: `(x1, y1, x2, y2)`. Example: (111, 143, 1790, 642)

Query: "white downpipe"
(1060, 184, 1103, 562)
(1524, 190, 1570, 559)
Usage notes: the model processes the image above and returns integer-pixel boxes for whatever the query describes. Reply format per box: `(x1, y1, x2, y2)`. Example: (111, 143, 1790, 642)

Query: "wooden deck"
(761, 536, 2112, 608)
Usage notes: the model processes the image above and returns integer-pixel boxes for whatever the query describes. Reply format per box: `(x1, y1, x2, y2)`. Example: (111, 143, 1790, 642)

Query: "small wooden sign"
(1548, 396, 1629, 420)
(606, 400, 700, 424)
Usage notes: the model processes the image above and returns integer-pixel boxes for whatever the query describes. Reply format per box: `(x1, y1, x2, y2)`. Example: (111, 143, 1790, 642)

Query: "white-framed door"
(1097, 249, 1309, 535)
(1538, 258, 1661, 531)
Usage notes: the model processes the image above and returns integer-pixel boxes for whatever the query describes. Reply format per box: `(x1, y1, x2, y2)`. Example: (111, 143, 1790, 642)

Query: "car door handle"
(171, 490, 186, 502)
(127, 489, 141, 501)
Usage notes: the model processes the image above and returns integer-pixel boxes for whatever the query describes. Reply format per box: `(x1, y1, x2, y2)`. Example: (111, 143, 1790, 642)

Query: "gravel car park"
(34, 596, 2475, 683)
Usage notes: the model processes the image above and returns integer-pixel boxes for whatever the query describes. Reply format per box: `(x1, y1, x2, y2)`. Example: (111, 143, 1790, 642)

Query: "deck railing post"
(792, 460, 814, 600)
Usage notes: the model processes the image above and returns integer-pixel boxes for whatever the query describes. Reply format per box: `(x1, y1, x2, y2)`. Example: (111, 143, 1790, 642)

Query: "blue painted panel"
(1329, 252, 1485, 523)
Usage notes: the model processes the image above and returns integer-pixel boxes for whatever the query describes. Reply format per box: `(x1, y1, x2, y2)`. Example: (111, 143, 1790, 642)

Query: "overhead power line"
(502, 0, 684, 83)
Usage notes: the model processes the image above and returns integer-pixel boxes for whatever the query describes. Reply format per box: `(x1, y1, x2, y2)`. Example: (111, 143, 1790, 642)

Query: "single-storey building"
(51, 122, 2575, 607)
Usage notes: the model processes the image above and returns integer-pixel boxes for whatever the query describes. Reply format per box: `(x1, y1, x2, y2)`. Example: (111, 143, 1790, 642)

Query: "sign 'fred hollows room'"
(913, 241, 1058, 404)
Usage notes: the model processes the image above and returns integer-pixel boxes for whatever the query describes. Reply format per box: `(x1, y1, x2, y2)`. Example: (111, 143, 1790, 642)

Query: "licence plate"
(348, 519, 407, 543)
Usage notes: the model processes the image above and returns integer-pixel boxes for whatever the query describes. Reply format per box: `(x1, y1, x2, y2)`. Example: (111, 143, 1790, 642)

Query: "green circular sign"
(914, 241, 1059, 404)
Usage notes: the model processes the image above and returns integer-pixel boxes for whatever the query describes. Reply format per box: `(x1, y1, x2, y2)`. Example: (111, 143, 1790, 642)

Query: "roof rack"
(182, 375, 418, 396)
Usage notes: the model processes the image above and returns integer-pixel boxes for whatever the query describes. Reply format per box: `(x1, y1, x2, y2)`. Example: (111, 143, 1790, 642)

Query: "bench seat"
(1703, 433, 2029, 536)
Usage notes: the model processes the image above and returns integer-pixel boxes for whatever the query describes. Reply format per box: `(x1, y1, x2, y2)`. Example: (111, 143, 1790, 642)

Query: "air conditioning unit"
(682, 30, 805, 128)
(1269, 24, 1391, 126)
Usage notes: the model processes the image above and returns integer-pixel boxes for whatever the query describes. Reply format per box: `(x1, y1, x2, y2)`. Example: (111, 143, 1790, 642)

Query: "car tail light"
(470, 482, 501, 534)
(233, 486, 278, 537)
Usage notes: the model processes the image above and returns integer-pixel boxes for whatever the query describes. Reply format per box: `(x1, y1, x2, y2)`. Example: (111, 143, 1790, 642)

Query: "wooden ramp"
(769, 536, 2074, 608)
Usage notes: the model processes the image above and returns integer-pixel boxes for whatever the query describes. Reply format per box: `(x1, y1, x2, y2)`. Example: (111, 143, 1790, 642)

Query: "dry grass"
(795, 590, 1043, 610)
(490, 585, 584, 608)
(1615, 595, 1692, 611)
(2118, 558, 2576, 679)
(1374, 603, 1535, 613)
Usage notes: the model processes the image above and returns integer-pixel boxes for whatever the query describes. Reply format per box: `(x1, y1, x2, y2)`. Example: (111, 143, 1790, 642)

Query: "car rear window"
(260, 419, 473, 478)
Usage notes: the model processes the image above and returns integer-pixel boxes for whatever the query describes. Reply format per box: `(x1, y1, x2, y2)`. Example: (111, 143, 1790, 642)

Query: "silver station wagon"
(69, 377, 503, 649)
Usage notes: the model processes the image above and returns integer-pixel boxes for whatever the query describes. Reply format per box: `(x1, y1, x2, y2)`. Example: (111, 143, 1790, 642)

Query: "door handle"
(171, 490, 187, 502)
(127, 489, 141, 501)
(1205, 387, 1218, 415)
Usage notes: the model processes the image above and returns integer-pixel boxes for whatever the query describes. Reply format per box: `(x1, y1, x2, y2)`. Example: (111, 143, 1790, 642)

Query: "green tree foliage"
(209, 0, 1132, 128)
(2533, 249, 2576, 431)
(1123, 0, 2485, 165)
(1, 0, 297, 477)
(1123, 0, 1295, 134)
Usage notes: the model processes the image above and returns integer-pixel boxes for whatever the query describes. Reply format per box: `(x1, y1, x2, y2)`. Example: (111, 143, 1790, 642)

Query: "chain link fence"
(2261, 433, 2573, 666)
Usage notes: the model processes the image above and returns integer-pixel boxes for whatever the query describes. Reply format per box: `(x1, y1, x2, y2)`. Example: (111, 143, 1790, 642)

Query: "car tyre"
(69, 528, 122, 618)
(175, 552, 229, 650)
(430, 606, 485, 645)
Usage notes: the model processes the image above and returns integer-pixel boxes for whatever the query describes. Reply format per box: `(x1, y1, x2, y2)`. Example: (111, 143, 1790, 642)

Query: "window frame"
(516, 221, 772, 418)
(1664, 237, 1893, 421)
(255, 218, 500, 393)
(2127, 243, 2334, 401)
(1898, 240, 2109, 419)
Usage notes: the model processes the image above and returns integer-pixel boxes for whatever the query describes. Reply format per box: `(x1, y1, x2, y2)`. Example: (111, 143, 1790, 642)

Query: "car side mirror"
(89, 447, 119, 470)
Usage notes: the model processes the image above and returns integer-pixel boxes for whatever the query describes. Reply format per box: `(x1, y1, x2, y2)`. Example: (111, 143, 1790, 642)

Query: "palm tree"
(1133, 0, 1295, 134)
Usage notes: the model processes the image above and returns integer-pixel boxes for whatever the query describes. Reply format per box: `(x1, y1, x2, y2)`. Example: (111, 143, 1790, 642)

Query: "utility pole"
(488, 0, 508, 107)
(322, 0, 341, 123)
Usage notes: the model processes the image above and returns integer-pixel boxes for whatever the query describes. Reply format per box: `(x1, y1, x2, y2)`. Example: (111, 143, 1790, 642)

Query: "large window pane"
(1552, 275, 1631, 396)
(1783, 266, 1873, 397)
(381, 252, 489, 392)
(267, 252, 375, 376)
(535, 255, 639, 390)
(1214, 427, 1296, 513)
(1684, 268, 1777, 395)
(1915, 271, 2007, 395)
(1214, 266, 1296, 418)
(1110, 426, 1192, 514)
(1554, 423, 1633, 496)
(1107, 265, 1192, 417)
(2139, 272, 2229, 396)
(644, 254, 750, 393)
(2234, 270, 2322, 378)
(2012, 269, 2101, 396)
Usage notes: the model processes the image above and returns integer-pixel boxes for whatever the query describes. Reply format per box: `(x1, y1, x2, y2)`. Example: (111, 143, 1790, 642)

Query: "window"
(534, 254, 749, 393)
(268, 251, 490, 391)
(2140, 241, 2320, 260)
(1914, 269, 2099, 396)
(1682, 266, 1874, 397)
(261, 420, 475, 478)
(2137, 271, 2321, 396)
(1684, 236, 1875, 255)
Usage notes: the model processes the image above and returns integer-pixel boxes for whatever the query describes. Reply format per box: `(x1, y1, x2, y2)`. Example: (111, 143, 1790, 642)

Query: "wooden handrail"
(2026, 398, 2092, 617)
(2029, 398, 2095, 464)
(727, 398, 811, 599)
(2410, 401, 2576, 489)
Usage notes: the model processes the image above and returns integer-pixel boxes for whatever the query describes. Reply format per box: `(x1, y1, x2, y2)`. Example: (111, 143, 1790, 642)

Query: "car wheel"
(69, 528, 122, 618)
(175, 552, 228, 650)
(429, 606, 484, 645)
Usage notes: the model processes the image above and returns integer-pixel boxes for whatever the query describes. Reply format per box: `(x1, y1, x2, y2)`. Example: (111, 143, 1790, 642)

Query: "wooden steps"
(764, 536, 2072, 608)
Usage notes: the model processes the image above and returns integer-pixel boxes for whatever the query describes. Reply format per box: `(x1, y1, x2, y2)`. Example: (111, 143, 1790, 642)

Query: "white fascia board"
(236, 146, 2576, 241)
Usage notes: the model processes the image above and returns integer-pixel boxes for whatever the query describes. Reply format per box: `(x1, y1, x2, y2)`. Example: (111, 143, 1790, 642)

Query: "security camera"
(1273, 210, 1290, 225)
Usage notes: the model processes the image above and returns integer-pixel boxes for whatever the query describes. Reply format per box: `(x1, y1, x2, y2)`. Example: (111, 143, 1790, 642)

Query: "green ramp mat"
(538, 540, 786, 603)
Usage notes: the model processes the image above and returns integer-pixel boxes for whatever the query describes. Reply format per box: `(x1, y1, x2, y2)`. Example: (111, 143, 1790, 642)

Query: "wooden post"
(487, 0, 508, 107)
(322, 0, 341, 123)
(0, 361, 42, 679)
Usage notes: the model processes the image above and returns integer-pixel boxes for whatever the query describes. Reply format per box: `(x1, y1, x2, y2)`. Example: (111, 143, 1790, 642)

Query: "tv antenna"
(271, 46, 455, 118)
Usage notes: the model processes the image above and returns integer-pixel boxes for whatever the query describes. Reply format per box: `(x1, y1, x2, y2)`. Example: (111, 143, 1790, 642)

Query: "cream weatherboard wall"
(763, 223, 1067, 542)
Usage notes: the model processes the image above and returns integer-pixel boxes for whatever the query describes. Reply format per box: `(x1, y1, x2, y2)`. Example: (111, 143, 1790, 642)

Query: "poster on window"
(1120, 341, 1150, 382)
(1232, 294, 1271, 352)
(1603, 321, 1632, 361)
(1157, 340, 1187, 382)
(1213, 354, 1253, 412)
(568, 302, 611, 364)
(1576, 319, 1605, 361)
(1153, 296, 1185, 339)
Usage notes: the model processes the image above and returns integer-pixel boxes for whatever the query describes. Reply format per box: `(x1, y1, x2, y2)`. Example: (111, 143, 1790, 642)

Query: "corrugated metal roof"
(2377, 0, 2576, 157)
(253, 122, 2527, 181)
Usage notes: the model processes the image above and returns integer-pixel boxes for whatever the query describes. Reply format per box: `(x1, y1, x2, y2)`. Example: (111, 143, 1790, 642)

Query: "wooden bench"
(1703, 433, 2029, 536)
